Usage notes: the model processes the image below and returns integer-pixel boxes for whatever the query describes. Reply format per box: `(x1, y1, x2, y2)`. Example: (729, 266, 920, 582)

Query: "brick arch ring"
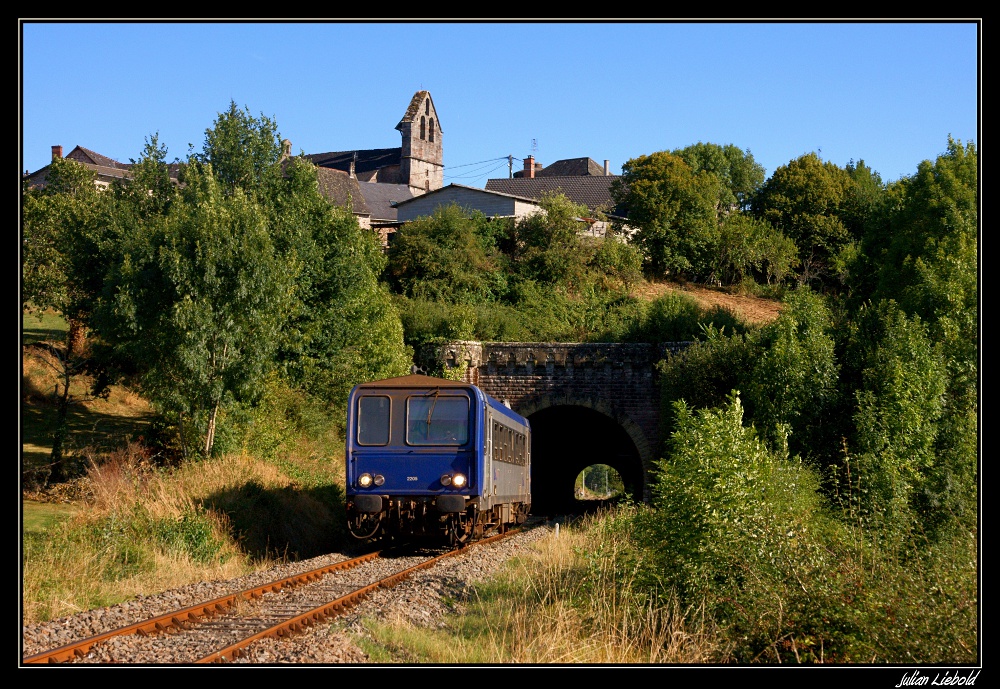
(515, 394, 656, 499)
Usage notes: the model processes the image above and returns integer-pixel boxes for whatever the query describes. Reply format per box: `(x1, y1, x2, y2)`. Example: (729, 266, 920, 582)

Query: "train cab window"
(406, 395, 469, 446)
(357, 396, 390, 445)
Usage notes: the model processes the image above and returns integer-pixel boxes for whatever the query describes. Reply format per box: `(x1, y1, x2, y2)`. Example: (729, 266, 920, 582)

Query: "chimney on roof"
(525, 155, 535, 179)
(281, 139, 292, 160)
(604, 160, 610, 175)
(350, 151, 357, 179)
(52, 145, 63, 161)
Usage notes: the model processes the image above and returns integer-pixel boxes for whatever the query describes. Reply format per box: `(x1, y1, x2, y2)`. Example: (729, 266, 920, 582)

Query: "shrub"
(631, 392, 977, 663)
(384, 203, 501, 303)
(744, 287, 839, 457)
(657, 324, 756, 442)
(838, 300, 948, 532)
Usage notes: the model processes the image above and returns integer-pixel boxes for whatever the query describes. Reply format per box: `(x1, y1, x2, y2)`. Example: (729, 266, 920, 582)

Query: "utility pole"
(508, 155, 513, 179)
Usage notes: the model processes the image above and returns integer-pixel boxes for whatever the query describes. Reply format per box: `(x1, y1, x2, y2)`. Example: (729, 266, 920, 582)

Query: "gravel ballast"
(22, 524, 553, 665)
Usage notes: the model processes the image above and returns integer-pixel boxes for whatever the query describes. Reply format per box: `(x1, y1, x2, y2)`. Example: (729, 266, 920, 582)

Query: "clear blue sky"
(20, 20, 979, 187)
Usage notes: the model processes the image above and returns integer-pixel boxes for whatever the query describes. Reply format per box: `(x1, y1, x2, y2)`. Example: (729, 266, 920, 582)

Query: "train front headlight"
(440, 473, 452, 486)
(358, 473, 373, 488)
(452, 473, 467, 488)
(373, 474, 385, 486)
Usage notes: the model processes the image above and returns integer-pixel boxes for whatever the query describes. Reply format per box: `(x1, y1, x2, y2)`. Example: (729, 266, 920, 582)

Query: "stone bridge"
(418, 341, 689, 513)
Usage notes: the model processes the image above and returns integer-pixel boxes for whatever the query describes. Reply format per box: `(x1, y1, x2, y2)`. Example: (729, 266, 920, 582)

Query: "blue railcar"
(345, 374, 531, 545)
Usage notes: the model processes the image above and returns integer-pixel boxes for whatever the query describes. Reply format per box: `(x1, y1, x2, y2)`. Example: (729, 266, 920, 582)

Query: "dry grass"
(22, 342, 155, 488)
(22, 537, 252, 624)
(21, 445, 304, 624)
(85, 446, 288, 518)
(362, 510, 725, 664)
(478, 523, 723, 663)
(634, 278, 783, 326)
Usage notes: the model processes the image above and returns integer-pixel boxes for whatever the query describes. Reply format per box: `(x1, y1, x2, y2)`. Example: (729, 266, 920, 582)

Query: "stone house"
(23, 145, 181, 190)
(486, 155, 629, 237)
(393, 183, 545, 224)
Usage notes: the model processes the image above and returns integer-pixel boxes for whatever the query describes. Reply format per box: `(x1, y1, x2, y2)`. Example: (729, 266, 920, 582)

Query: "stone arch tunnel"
(418, 341, 689, 512)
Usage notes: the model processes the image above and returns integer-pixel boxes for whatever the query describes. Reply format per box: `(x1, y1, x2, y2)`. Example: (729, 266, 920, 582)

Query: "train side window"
(406, 395, 469, 445)
(357, 396, 390, 445)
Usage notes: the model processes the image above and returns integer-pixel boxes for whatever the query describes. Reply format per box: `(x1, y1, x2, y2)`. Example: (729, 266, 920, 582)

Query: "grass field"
(21, 309, 154, 486)
(22, 310, 68, 345)
(22, 501, 80, 535)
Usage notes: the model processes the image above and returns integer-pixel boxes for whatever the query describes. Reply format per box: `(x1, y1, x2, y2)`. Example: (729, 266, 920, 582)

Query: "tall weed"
(631, 393, 976, 663)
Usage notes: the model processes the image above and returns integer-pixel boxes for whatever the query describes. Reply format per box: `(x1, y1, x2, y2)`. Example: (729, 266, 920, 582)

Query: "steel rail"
(195, 529, 513, 664)
(22, 550, 382, 665)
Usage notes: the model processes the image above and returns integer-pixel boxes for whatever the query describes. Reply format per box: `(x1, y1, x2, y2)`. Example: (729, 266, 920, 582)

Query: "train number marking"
(407, 476, 418, 481)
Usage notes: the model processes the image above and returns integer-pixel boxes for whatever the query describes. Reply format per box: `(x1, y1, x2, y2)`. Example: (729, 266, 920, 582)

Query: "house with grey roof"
(23, 145, 181, 190)
(485, 156, 630, 237)
(513, 155, 612, 179)
(392, 183, 545, 224)
(356, 181, 415, 246)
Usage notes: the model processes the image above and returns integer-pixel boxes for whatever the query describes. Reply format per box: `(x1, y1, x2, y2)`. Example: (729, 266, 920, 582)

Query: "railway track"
(24, 529, 518, 665)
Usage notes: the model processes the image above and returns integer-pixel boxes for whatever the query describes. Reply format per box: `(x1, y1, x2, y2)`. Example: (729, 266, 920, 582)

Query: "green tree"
(838, 301, 948, 530)
(671, 142, 766, 210)
(751, 152, 858, 286)
(869, 137, 978, 531)
(744, 288, 840, 459)
(511, 192, 596, 291)
(713, 212, 799, 286)
(384, 203, 501, 303)
(94, 165, 293, 457)
(873, 138, 977, 357)
(22, 156, 108, 480)
(610, 151, 722, 280)
(640, 394, 824, 607)
(22, 157, 105, 315)
(192, 101, 283, 198)
(113, 134, 178, 219)
(592, 233, 643, 292)
(275, 158, 412, 408)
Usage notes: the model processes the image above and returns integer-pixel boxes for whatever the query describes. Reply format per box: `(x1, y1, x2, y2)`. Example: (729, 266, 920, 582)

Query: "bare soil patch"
(634, 279, 783, 326)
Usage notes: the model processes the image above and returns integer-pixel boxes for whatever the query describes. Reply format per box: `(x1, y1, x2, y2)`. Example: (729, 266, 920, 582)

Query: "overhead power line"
(445, 156, 510, 170)
(444, 160, 510, 181)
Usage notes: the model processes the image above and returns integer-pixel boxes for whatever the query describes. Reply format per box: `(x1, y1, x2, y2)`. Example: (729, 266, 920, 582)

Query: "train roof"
(352, 374, 470, 389)
(351, 374, 528, 427)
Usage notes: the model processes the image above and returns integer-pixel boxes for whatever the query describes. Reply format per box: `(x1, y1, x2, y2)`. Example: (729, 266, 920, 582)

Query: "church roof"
(356, 181, 415, 222)
(314, 166, 371, 216)
(304, 148, 402, 175)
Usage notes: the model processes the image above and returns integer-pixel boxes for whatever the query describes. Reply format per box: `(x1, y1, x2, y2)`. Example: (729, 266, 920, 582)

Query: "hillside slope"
(634, 280, 783, 326)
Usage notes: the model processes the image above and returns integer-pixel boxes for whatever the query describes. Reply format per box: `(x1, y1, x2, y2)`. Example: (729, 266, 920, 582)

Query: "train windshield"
(406, 394, 469, 446)
(357, 395, 390, 445)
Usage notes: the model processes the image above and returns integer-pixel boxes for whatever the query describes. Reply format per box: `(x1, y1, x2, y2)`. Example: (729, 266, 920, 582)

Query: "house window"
(429, 118, 435, 143)
(420, 116, 426, 140)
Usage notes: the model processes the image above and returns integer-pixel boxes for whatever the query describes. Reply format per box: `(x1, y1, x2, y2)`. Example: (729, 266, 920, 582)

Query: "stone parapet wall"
(416, 340, 692, 501)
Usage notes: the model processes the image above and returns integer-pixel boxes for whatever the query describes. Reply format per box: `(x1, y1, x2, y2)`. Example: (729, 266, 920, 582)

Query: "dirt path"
(634, 280, 783, 326)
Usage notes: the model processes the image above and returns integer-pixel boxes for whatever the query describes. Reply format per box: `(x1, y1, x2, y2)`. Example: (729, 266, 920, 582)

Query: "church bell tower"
(396, 91, 443, 196)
